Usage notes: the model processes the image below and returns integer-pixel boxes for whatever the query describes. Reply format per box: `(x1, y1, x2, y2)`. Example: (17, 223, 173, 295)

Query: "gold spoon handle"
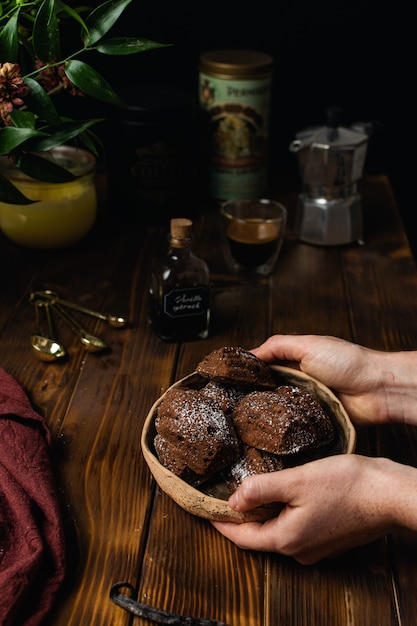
(56, 297, 126, 326)
(34, 300, 54, 338)
(51, 302, 92, 337)
(31, 301, 67, 361)
(31, 289, 127, 327)
(50, 302, 108, 352)
(44, 301, 56, 338)
(34, 300, 43, 335)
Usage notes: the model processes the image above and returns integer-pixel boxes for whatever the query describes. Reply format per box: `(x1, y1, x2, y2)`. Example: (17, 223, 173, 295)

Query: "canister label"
(199, 72, 271, 200)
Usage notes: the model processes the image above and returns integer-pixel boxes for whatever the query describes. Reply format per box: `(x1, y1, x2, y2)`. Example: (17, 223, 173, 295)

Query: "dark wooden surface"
(1, 175, 417, 626)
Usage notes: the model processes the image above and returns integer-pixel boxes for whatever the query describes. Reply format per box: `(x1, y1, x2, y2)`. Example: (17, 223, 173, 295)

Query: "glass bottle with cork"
(149, 218, 210, 341)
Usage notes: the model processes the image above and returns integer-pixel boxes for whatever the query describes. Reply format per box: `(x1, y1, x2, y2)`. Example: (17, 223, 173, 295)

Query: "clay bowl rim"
(141, 364, 356, 523)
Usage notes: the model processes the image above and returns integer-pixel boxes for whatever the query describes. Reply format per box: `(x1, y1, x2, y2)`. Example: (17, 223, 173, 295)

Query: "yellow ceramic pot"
(0, 146, 97, 249)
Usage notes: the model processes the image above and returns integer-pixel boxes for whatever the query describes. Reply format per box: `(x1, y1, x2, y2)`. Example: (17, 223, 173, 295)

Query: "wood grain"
(1, 176, 417, 626)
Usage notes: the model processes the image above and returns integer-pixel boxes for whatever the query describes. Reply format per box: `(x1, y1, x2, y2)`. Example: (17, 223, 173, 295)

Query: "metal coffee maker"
(290, 108, 369, 245)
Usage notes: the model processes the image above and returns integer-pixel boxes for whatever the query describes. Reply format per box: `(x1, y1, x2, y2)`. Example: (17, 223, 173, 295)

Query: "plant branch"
(23, 46, 95, 80)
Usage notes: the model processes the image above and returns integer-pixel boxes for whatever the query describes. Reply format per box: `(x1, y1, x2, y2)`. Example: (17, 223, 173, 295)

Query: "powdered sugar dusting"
(161, 389, 234, 442)
(155, 387, 240, 478)
(153, 361, 336, 487)
(232, 385, 334, 455)
(229, 457, 254, 483)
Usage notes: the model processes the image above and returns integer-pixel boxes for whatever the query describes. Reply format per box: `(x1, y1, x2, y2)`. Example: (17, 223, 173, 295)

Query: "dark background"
(90, 0, 414, 250)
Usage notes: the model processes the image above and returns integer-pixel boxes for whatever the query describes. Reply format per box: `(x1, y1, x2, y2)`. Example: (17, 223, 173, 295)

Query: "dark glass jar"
(105, 85, 199, 224)
(149, 218, 210, 342)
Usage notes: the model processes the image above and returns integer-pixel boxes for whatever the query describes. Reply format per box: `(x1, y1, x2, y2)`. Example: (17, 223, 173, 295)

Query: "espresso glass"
(220, 198, 287, 276)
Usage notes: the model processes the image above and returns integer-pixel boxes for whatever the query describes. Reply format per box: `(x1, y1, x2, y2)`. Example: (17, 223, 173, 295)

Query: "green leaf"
(23, 77, 61, 125)
(9, 109, 37, 129)
(96, 37, 171, 55)
(25, 118, 105, 151)
(83, 0, 132, 46)
(16, 31, 37, 66)
(0, 173, 37, 205)
(61, 3, 89, 36)
(77, 130, 101, 156)
(0, 9, 19, 61)
(0, 127, 47, 155)
(33, 0, 61, 62)
(17, 151, 76, 182)
(64, 59, 122, 104)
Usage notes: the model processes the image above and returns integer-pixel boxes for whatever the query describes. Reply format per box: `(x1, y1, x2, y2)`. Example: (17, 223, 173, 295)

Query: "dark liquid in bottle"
(150, 308, 208, 341)
(149, 284, 210, 341)
(226, 220, 279, 267)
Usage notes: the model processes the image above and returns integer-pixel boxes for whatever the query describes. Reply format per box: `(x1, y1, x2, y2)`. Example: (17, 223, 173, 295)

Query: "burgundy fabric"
(0, 368, 66, 626)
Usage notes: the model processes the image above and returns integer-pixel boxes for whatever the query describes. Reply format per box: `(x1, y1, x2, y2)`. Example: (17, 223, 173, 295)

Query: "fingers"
(211, 518, 361, 565)
(251, 333, 350, 368)
(211, 517, 329, 564)
(228, 471, 290, 512)
(251, 334, 310, 364)
(211, 519, 276, 553)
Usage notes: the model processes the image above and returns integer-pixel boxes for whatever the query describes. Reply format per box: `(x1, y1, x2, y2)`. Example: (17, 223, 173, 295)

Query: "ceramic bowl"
(141, 365, 356, 522)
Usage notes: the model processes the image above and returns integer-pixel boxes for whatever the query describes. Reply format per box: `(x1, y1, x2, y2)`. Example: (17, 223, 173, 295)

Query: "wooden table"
(2, 175, 417, 626)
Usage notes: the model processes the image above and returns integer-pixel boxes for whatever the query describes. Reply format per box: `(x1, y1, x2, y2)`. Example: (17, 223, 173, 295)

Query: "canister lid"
(107, 84, 197, 125)
(200, 49, 273, 78)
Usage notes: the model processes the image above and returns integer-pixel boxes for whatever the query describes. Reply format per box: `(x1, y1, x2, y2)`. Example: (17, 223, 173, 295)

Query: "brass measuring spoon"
(50, 301, 109, 352)
(39, 290, 127, 328)
(30, 301, 66, 361)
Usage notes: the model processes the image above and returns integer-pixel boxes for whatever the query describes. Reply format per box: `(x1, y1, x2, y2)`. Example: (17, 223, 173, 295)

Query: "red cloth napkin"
(0, 368, 66, 626)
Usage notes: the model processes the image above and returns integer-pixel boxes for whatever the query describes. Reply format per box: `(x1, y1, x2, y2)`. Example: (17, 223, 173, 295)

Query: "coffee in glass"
(220, 198, 287, 276)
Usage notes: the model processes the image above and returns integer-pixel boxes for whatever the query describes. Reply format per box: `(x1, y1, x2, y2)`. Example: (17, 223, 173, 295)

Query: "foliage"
(0, 0, 169, 203)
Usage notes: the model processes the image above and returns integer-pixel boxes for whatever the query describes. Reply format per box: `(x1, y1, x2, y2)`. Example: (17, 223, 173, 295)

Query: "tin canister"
(105, 85, 198, 223)
(199, 49, 273, 201)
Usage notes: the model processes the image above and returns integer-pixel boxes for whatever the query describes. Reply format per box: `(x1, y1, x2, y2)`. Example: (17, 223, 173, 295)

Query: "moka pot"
(289, 109, 369, 245)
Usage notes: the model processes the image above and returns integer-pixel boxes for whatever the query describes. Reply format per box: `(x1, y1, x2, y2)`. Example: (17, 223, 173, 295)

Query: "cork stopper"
(170, 218, 193, 246)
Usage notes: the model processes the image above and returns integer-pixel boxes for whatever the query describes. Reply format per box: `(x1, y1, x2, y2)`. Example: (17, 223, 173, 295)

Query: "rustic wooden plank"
(137, 236, 273, 625)
(0, 222, 177, 625)
(1, 176, 415, 626)
(263, 178, 401, 625)
(136, 492, 265, 626)
(268, 542, 398, 626)
(0, 218, 137, 432)
(0, 232, 47, 328)
(269, 238, 353, 338)
(132, 177, 410, 626)
(176, 282, 271, 378)
(374, 423, 417, 626)
(44, 227, 180, 626)
(343, 176, 417, 351)
(338, 178, 417, 626)
(388, 530, 417, 626)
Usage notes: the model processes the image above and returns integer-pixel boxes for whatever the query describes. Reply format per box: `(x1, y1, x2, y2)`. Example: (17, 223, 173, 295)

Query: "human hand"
(212, 454, 400, 564)
(251, 334, 413, 427)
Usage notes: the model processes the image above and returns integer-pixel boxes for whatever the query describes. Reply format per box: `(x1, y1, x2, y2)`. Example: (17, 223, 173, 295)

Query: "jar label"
(131, 140, 186, 204)
(199, 72, 271, 200)
(163, 286, 210, 318)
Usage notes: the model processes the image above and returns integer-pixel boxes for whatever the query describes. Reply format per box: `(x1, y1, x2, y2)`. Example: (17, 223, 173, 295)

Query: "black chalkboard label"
(163, 287, 210, 318)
